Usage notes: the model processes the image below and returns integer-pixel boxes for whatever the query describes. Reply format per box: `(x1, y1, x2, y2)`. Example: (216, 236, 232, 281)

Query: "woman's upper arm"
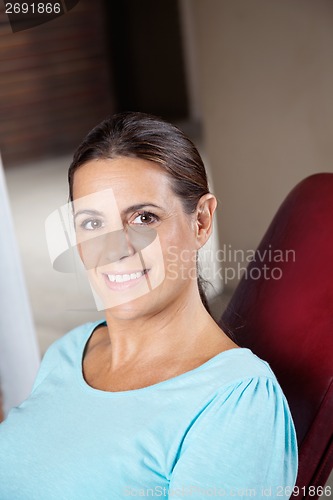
(168, 377, 298, 498)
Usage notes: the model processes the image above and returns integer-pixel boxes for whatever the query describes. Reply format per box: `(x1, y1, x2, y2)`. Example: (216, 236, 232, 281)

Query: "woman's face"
(72, 157, 201, 318)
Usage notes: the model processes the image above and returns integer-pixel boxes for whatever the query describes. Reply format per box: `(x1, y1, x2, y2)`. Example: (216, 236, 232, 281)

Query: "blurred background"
(0, 1, 333, 483)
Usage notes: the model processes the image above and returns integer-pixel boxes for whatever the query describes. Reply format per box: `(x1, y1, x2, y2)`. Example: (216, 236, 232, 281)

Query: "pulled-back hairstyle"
(68, 111, 212, 312)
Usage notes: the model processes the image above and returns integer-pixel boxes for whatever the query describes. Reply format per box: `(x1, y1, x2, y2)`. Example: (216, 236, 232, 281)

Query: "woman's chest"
(0, 388, 193, 498)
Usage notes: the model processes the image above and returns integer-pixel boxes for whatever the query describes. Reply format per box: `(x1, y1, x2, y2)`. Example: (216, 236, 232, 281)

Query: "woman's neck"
(101, 287, 226, 371)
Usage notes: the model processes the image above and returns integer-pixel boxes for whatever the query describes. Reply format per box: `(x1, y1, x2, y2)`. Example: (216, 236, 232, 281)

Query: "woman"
(0, 112, 298, 498)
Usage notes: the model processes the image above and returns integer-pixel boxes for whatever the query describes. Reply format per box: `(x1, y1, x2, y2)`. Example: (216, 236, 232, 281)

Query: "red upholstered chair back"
(220, 174, 333, 496)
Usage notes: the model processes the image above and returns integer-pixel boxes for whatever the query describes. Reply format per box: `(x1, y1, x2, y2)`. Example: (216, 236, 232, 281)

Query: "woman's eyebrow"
(121, 203, 163, 215)
(74, 209, 104, 220)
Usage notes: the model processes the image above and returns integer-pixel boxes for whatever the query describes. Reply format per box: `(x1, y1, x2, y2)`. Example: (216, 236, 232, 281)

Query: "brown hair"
(68, 111, 212, 312)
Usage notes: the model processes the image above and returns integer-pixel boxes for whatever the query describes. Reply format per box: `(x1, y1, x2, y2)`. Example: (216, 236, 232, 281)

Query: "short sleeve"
(168, 377, 298, 498)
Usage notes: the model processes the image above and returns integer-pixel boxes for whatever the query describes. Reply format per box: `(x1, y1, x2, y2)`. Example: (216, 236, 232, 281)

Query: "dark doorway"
(104, 0, 189, 121)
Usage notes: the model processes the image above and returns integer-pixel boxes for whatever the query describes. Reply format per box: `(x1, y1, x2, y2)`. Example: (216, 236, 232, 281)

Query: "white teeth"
(107, 271, 145, 283)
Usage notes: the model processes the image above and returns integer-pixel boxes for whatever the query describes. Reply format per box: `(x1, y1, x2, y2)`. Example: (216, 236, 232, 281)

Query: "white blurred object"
(0, 154, 40, 417)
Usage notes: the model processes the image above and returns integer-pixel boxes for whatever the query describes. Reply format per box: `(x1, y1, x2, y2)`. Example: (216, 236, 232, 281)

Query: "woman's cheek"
(165, 243, 197, 284)
(140, 234, 165, 290)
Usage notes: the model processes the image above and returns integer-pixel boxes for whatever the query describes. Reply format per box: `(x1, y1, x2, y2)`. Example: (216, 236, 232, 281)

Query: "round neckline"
(77, 319, 251, 397)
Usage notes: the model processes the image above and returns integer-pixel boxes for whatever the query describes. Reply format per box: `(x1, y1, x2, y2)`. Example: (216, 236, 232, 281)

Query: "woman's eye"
(132, 212, 158, 225)
(80, 218, 104, 231)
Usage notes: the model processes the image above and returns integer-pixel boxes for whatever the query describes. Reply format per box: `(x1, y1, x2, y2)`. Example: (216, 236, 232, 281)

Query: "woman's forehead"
(72, 157, 173, 202)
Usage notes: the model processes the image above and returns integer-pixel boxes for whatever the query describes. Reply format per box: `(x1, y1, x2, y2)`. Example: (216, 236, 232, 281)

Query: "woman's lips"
(102, 269, 150, 291)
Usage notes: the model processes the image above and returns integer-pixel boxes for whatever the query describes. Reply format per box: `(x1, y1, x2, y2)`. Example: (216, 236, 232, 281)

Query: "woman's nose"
(79, 225, 156, 269)
(80, 229, 134, 269)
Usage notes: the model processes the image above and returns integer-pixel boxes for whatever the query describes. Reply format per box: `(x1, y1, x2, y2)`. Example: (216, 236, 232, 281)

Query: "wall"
(0, 0, 114, 166)
(191, 0, 333, 291)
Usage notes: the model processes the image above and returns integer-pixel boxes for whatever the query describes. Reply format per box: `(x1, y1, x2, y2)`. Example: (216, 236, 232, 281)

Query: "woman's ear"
(194, 193, 217, 249)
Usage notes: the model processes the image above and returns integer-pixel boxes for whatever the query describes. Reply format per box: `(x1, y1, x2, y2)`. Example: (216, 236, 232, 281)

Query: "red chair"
(220, 173, 333, 497)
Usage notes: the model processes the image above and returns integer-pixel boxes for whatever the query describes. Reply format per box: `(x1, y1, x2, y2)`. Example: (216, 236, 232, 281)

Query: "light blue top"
(0, 320, 298, 499)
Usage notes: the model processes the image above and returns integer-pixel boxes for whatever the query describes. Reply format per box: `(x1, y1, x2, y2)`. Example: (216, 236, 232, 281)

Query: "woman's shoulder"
(184, 348, 296, 443)
(159, 346, 290, 422)
(194, 346, 279, 389)
(31, 320, 105, 392)
(170, 349, 298, 491)
(47, 319, 106, 354)
(178, 346, 294, 424)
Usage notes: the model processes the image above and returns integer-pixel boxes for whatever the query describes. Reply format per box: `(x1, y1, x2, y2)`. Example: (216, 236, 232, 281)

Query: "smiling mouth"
(106, 270, 148, 283)
(101, 269, 150, 291)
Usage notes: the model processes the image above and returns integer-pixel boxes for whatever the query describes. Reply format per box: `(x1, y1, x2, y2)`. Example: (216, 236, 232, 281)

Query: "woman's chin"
(102, 293, 159, 320)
